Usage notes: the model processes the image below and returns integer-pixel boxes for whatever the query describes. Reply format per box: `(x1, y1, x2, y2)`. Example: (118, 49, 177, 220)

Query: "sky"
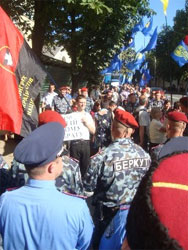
(135, 0, 186, 51)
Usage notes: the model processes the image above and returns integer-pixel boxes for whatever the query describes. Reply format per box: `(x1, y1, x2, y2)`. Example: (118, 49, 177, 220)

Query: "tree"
(152, 0, 188, 90)
(1, 0, 153, 92)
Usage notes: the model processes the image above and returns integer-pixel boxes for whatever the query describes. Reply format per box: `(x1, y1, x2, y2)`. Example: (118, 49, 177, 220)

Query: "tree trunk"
(32, 1, 49, 58)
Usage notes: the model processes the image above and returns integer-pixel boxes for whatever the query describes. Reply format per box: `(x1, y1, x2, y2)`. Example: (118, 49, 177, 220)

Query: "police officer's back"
(0, 123, 93, 250)
(83, 109, 151, 249)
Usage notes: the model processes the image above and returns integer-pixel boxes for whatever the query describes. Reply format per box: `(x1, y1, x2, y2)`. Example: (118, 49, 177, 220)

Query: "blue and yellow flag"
(160, 0, 169, 15)
(171, 40, 188, 67)
(126, 52, 145, 71)
(141, 27, 158, 53)
(142, 17, 153, 36)
(132, 18, 144, 35)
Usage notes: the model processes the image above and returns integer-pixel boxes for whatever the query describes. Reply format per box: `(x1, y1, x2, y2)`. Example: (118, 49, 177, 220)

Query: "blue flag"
(141, 17, 153, 36)
(126, 52, 145, 71)
(132, 18, 144, 34)
(140, 62, 148, 74)
(171, 40, 188, 67)
(100, 54, 122, 74)
(139, 68, 152, 87)
(141, 27, 158, 53)
(120, 35, 135, 52)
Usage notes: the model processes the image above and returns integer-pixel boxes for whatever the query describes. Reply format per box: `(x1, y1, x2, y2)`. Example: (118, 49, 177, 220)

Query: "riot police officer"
(83, 108, 151, 249)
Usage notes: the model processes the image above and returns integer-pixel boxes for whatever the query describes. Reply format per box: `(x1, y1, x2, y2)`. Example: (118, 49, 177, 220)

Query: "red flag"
(0, 7, 49, 137)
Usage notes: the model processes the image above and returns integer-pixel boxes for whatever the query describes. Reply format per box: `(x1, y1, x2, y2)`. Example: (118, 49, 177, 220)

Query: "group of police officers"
(0, 83, 188, 250)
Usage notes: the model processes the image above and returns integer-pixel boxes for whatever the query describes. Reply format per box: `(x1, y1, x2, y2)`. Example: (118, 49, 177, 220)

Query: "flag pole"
(165, 15, 173, 104)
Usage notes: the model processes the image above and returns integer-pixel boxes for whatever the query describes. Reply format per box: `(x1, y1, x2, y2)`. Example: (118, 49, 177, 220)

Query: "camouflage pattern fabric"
(4, 156, 84, 196)
(0, 155, 10, 195)
(85, 97, 94, 113)
(56, 155, 84, 195)
(83, 138, 151, 207)
(52, 95, 71, 114)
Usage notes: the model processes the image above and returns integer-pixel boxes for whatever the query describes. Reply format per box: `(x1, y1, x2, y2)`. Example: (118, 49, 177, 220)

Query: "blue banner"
(171, 40, 188, 67)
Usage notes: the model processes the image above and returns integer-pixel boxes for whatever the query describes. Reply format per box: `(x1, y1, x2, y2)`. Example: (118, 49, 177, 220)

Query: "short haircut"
(112, 119, 128, 136)
(109, 101, 117, 107)
(150, 107, 161, 119)
(139, 96, 147, 106)
(76, 95, 86, 102)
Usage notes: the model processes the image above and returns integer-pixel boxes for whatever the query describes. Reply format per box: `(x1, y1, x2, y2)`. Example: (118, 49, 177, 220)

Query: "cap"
(126, 145, 188, 249)
(81, 87, 88, 92)
(59, 86, 67, 90)
(38, 110, 67, 128)
(114, 109, 138, 128)
(179, 96, 188, 108)
(14, 122, 65, 167)
(167, 111, 188, 123)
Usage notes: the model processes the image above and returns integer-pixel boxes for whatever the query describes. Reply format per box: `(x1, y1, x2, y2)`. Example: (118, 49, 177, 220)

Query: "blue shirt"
(0, 179, 93, 250)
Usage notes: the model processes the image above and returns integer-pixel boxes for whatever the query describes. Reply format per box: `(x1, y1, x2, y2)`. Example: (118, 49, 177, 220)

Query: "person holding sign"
(70, 95, 96, 177)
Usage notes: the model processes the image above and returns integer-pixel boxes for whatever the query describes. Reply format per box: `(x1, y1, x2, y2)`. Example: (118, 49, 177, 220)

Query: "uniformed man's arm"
(76, 201, 94, 250)
(83, 155, 103, 193)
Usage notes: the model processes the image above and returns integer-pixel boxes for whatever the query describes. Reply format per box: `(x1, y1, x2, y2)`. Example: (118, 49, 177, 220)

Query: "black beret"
(14, 122, 64, 167)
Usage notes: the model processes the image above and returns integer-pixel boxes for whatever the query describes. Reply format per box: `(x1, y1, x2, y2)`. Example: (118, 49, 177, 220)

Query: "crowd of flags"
(102, 0, 188, 87)
(101, 15, 157, 86)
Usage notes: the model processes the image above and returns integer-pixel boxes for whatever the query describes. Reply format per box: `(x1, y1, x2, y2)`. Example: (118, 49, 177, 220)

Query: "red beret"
(38, 110, 67, 128)
(167, 111, 188, 123)
(81, 87, 88, 92)
(114, 109, 138, 128)
(59, 86, 67, 90)
(141, 89, 146, 93)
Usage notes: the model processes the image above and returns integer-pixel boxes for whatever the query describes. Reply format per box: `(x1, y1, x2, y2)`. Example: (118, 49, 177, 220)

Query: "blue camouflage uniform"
(83, 138, 151, 248)
(0, 155, 10, 195)
(8, 155, 84, 196)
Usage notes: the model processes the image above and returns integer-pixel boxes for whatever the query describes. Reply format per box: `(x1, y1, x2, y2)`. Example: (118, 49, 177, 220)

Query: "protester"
(149, 107, 166, 149)
(0, 122, 93, 249)
(70, 95, 96, 177)
(101, 90, 113, 109)
(124, 93, 139, 115)
(83, 109, 151, 249)
(41, 83, 57, 111)
(136, 96, 150, 151)
(81, 87, 94, 113)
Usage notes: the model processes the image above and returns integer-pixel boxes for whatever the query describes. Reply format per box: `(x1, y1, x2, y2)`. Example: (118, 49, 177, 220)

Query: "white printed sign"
(62, 113, 85, 141)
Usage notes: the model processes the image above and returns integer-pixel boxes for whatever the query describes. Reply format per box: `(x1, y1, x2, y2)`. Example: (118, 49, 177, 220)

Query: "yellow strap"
(153, 182, 188, 191)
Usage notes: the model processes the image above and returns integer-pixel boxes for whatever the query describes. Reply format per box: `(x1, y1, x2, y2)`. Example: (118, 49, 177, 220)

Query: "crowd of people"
(0, 82, 188, 250)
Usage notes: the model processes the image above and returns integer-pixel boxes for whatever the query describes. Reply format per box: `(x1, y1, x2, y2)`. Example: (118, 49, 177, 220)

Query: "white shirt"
(149, 119, 166, 144)
(42, 92, 57, 107)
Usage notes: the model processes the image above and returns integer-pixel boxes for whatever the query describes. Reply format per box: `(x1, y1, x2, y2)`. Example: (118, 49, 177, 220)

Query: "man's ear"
(47, 161, 56, 174)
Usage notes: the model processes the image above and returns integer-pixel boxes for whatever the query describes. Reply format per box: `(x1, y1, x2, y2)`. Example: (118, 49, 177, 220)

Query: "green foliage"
(153, 2, 188, 85)
(1, 0, 152, 91)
